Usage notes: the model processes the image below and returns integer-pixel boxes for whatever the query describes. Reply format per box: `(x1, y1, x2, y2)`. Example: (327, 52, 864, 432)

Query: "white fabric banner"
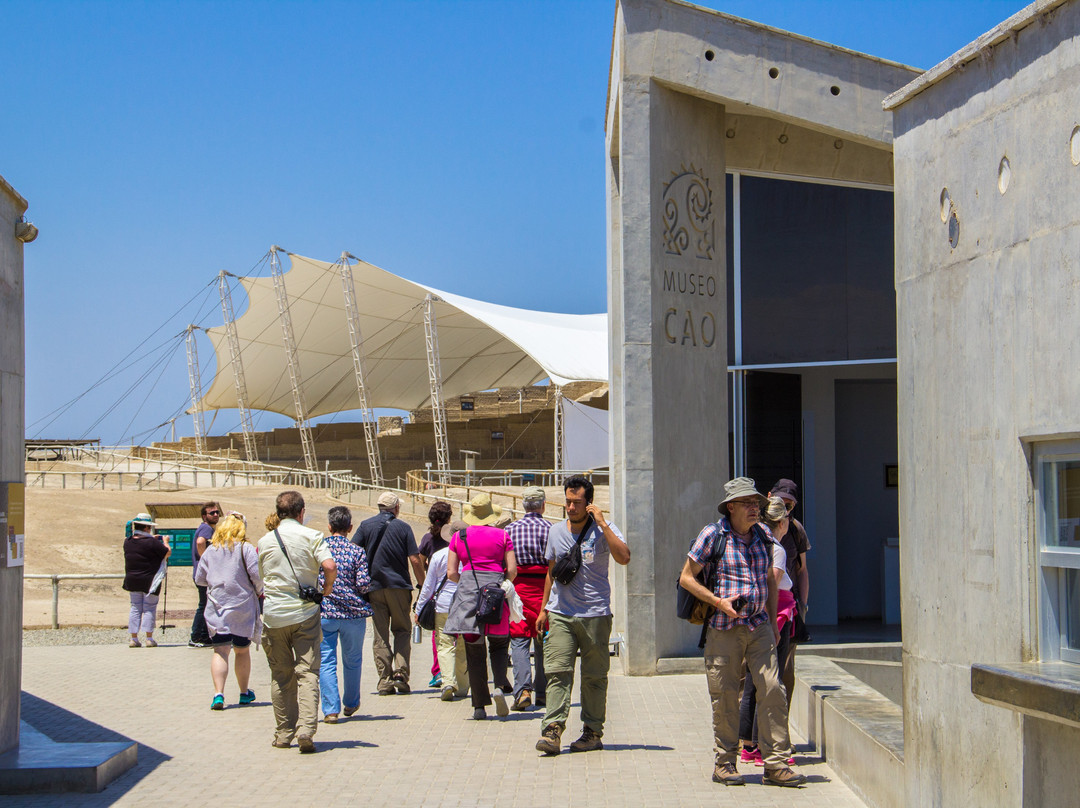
(563, 398, 609, 471)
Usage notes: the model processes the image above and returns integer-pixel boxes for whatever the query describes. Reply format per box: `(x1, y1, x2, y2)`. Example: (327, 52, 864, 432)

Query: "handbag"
(417, 575, 447, 631)
(552, 515, 594, 585)
(239, 542, 264, 614)
(460, 529, 507, 627)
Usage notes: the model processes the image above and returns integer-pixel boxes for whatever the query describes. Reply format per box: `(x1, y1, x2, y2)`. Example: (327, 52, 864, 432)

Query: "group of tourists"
(120, 471, 811, 787)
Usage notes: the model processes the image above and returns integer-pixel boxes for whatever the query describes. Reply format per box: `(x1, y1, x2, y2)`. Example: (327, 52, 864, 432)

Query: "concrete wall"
(0, 176, 28, 754)
(608, 0, 915, 671)
(889, 2, 1080, 804)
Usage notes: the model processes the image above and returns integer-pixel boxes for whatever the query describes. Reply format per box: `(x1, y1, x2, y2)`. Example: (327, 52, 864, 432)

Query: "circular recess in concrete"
(725, 128, 736, 139)
(1071, 126, 1080, 165)
(948, 210, 960, 249)
(769, 67, 779, 79)
(834, 139, 844, 149)
(705, 50, 715, 61)
(778, 133, 789, 144)
(940, 188, 951, 222)
(998, 156, 1011, 194)
(830, 85, 840, 96)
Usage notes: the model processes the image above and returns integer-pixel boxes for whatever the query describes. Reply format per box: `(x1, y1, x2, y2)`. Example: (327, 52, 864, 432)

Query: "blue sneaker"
(428, 675, 442, 688)
(211, 694, 225, 711)
(239, 690, 255, 705)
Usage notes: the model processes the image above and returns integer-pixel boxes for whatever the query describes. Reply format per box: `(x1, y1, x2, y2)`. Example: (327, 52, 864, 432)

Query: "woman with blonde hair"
(194, 512, 263, 710)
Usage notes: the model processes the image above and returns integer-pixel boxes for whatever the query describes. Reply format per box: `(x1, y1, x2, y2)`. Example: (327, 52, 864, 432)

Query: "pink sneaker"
(753, 752, 795, 767)
(740, 746, 763, 765)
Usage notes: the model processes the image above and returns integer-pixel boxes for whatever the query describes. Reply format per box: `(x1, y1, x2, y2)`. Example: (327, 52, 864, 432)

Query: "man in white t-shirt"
(258, 490, 336, 754)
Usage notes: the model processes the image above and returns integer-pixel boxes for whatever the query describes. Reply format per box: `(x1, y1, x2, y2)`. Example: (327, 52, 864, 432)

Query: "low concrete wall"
(791, 655, 904, 808)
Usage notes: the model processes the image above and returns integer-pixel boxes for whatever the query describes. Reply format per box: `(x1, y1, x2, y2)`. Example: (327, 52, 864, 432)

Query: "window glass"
(1041, 458, 1080, 548)
(726, 175, 735, 366)
(737, 176, 895, 364)
(1066, 569, 1080, 653)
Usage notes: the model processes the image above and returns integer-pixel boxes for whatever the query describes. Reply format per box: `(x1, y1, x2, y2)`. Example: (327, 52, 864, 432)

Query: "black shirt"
(352, 511, 418, 591)
(123, 533, 169, 594)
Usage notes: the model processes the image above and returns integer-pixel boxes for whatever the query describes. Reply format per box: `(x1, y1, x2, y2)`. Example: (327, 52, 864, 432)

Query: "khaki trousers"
(704, 624, 791, 768)
(263, 611, 322, 744)
(434, 611, 469, 696)
(368, 588, 414, 691)
(542, 613, 612, 733)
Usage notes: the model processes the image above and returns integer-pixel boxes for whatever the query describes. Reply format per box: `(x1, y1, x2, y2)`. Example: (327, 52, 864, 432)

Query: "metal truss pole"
(269, 246, 318, 474)
(423, 294, 450, 482)
(338, 252, 384, 486)
(553, 384, 564, 477)
(185, 325, 207, 456)
(218, 271, 259, 463)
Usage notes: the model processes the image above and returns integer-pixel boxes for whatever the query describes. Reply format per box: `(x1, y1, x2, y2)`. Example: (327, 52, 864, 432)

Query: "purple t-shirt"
(449, 525, 512, 572)
(192, 522, 214, 580)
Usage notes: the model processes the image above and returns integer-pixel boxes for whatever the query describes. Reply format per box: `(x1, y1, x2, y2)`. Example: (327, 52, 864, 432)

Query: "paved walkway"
(14, 633, 867, 807)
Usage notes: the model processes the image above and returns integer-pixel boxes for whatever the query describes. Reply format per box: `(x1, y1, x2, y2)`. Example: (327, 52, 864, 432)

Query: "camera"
(298, 585, 324, 605)
(730, 595, 748, 613)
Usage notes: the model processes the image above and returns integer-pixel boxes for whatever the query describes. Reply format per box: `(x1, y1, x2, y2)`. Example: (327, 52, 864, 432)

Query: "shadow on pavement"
(15, 691, 170, 805)
(597, 743, 675, 752)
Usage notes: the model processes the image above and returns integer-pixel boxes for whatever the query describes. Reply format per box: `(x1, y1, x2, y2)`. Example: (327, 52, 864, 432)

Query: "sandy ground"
(21, 485, 420, 628)
(22, 483, 604, 628)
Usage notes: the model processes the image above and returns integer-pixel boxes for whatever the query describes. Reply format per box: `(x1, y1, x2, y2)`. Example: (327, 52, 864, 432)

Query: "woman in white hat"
(442, 493, 517, 719)
(122, 513, 171, 648)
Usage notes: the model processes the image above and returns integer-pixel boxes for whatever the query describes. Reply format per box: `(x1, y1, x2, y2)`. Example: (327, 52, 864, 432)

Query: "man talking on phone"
(679, 477, 805, 788)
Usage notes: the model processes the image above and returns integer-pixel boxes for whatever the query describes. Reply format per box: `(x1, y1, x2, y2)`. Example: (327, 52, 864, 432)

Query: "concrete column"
(0, 178, 27, 754)
(610, 79, 728, 674)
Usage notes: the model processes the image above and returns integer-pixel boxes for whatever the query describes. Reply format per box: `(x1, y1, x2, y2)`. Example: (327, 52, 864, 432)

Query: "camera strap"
(273, 529, 307, 593)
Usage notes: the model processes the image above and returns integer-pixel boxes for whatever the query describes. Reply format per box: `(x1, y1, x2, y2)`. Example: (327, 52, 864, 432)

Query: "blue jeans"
(320, 617, 367, 716)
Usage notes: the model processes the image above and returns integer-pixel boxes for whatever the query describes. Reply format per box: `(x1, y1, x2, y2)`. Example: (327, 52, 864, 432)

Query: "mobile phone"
(730, 595, 748, 613)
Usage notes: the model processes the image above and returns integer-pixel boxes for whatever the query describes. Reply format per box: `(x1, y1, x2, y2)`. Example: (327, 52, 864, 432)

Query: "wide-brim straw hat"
(463, 492, 503, 526)
(717, 477, 767, 515)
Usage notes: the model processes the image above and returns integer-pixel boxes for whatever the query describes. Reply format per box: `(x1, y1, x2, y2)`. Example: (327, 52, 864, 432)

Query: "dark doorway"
(745, 371, 802, 519)
(835, 380, 899, 620)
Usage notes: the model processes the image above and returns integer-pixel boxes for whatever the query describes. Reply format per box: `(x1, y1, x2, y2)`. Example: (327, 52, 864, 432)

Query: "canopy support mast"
(218, 271, 259, 463)
(339, 252, 384, 486)
(270, 246, 318, 474)
(553, 385, 564, 477)
(423, 294, 450, 483)
(185, 325, 207, 456)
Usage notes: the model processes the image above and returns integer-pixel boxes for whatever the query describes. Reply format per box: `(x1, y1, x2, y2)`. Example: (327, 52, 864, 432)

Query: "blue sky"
(6, 0, 1025, 445)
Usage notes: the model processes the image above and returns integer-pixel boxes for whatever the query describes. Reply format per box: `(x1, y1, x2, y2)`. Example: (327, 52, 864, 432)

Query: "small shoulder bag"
(417, 574, 447, 631)
(552, 515, 594, 586)
(460, 528, 506, 626)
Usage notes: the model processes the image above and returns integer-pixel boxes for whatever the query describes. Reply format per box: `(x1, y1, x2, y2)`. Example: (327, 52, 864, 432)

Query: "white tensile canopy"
(198, 252, 609, 418)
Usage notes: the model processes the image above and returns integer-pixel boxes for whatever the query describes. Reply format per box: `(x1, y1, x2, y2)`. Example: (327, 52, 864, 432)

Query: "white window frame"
(1032, 438, 1080, 664)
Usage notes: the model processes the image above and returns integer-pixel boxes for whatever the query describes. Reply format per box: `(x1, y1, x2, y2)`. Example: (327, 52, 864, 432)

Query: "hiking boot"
(297, 736, 316, 754)
(535, 723, 563, 755)
(569, 726, 603, 753)
(512, 689, 532, 711)
(440, 686, 456, 702)
(763, 766, 806, 787)
(271, 739, 291, 749)
(392, 673, 411, 694)
(712, 760, 745, 786)
(343, 705, 359, 716)
(493, 691, 509, 717)
(324, 713, 339, 724)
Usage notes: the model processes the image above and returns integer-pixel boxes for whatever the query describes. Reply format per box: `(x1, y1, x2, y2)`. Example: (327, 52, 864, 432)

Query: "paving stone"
(11, 635, 867, 806)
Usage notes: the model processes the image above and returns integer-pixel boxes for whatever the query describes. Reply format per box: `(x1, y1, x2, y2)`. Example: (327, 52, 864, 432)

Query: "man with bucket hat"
(353, 491, 424, 695)
(678, 477, 805, 788)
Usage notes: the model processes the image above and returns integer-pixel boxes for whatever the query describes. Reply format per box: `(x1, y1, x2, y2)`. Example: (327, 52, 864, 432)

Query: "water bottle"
(412, 624, 422, 644)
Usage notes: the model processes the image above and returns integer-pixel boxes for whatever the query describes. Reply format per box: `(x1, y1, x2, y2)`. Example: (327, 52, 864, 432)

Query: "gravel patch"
(22, 626, 191, 647)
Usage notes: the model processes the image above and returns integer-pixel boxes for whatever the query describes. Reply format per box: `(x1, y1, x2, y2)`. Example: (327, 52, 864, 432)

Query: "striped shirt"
(687, 518, 772, 631)
(506, 512, 552, 566)
(319, 534, 374, 619)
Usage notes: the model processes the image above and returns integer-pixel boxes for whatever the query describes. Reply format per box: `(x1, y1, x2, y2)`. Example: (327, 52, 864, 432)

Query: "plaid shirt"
(687, 517, 772, 631)
(319, 534, 374, 619)
(506, 512, 552, 567)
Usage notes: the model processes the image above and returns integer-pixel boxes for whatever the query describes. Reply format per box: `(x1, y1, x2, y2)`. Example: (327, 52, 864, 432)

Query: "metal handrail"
(25, 573, 125, 629)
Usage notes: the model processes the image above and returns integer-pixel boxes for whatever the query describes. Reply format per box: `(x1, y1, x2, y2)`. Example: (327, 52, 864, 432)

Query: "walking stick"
(162, 569, 168, 636)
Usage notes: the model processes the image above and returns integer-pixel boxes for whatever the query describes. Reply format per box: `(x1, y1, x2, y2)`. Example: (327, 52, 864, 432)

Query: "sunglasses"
(206, 510, 222, 516)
